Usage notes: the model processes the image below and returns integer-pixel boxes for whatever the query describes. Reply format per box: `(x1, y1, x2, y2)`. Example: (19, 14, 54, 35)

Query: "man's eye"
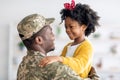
(65, 26, 67, 29)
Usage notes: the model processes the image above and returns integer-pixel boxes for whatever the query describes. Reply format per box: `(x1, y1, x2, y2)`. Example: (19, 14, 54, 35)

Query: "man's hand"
(88, 66, 100, 80)
(39, 56, 63, 67)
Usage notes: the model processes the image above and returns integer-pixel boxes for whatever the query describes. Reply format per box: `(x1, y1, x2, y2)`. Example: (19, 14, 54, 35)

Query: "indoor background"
(0, 0, 120, 80)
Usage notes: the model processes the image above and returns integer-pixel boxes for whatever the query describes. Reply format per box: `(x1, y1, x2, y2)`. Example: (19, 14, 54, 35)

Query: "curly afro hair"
(60, 3, 100, 36)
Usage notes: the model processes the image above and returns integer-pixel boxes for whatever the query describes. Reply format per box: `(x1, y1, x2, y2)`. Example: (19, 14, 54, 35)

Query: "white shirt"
(66, 43, 80, 57)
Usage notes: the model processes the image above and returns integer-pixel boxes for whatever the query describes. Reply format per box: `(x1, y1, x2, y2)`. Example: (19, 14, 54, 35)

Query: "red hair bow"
(64, 0, 75, 10)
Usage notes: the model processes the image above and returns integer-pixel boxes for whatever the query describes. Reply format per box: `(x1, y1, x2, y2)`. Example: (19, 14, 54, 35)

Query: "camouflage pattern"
(17, 50, 83, 80)
(17, 14, 55, 40)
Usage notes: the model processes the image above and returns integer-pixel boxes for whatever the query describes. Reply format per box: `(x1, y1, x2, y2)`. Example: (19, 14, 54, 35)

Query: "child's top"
(61, 39, 93, 78)
(66, 43, 80, 57)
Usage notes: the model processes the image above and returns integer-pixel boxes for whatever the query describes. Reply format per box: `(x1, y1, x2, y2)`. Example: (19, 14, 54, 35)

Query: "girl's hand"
(39, 56, 63, 67)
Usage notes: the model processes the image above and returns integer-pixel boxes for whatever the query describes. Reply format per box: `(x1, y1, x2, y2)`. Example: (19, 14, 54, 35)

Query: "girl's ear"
(81, 24, 87, 31)
(35, 36, 43, 44)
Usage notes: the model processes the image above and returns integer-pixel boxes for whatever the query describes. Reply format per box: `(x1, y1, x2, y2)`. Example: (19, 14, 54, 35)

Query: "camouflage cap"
(17, 14, 55, 40)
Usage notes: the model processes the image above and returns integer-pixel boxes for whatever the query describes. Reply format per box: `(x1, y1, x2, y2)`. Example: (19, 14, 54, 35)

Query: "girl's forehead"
(65, 17, 78, 24)
(65, 17, 74, 23)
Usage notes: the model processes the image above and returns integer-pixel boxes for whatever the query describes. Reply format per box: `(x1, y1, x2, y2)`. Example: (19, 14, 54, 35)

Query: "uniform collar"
(27, 50, 46, 57)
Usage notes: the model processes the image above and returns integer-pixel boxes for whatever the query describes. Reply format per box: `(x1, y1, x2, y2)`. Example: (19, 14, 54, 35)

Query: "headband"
(64, 0, 75, 10)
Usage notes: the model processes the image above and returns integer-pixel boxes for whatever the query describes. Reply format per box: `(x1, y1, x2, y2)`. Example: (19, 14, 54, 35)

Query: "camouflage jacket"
(17, 50, 83, 80)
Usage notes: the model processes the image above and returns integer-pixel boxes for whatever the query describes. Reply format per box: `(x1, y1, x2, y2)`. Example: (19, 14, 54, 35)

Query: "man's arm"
(46, 62, 83, 80)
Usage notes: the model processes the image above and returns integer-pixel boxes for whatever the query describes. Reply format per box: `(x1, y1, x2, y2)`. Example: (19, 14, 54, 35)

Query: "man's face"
(42, 25, 55, 53)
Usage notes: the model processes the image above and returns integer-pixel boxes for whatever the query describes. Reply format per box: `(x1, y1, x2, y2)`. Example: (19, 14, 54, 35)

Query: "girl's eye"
(70, 26, 74, 29)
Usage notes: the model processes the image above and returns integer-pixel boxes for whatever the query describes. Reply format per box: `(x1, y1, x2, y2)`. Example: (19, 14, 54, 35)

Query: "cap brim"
(45, 18, 55, 24)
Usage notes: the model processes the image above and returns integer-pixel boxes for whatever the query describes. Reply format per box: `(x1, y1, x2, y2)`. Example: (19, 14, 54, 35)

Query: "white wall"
(0, 0, 120, 80)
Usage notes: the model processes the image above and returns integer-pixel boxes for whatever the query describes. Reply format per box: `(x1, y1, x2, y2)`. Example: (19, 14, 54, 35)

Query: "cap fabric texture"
(17, 14, 55, 40)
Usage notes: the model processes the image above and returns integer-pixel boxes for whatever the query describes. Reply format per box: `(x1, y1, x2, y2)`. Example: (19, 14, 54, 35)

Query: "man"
(17, 13, 83, 80)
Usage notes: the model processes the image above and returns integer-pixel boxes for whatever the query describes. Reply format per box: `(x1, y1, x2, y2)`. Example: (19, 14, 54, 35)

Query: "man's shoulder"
(17, 61, 48, 80)
(17, 55, 47, 80)
(45, 62, 65, 70)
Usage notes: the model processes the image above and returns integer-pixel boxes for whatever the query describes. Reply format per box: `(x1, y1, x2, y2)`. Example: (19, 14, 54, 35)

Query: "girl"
(40, 0, 100, 78)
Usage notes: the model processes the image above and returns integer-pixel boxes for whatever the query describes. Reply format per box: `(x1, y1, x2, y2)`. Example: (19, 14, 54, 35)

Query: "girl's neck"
(72, 36, 85, 46)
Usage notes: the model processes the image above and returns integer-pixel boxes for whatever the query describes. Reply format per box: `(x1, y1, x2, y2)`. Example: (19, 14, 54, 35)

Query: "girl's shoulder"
(79, 39, 93, 48)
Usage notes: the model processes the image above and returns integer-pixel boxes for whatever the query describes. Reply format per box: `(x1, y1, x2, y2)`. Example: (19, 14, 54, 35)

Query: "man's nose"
(52, 33, 55, 41)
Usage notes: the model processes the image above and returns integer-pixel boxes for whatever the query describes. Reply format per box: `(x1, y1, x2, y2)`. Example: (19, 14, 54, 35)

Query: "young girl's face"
(65, 17, 86, 40)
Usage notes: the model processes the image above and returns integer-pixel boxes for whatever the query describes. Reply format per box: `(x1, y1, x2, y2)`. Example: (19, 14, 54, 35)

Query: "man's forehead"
(39, 25, 52, 33)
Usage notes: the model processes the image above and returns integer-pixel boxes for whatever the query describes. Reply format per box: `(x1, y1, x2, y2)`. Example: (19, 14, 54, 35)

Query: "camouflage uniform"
(17, 14, 83, 80)
(17, 50, 83, 80)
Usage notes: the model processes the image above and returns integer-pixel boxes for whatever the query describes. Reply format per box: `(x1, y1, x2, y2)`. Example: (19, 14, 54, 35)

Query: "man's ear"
(35, 36, 43, 44)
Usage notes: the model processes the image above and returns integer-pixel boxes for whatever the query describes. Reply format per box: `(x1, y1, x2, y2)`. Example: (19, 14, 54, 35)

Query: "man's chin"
(49, 48, 55, 52)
